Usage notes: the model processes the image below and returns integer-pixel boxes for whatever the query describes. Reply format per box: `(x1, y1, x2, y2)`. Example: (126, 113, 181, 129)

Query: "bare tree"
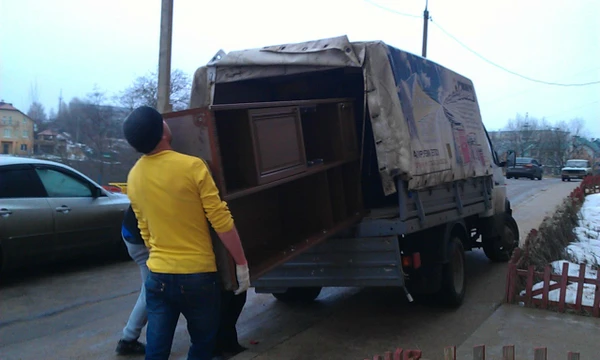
(48, 108, 57, 121)
(537, 120, 571, 172)
(568, 118, 589, 139)
(27, 102, 48, 124)
(504, 113, 541, 158)
(499, 114, 594, 175)
(116, 69, 191, 111)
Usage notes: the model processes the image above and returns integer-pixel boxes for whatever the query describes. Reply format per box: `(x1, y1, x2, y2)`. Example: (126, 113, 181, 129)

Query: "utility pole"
(422, 0, 429, 58)
(157, 0, 174, 114)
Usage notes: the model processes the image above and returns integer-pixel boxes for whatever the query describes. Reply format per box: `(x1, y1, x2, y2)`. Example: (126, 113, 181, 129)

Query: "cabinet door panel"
(249, 107, 307, 184)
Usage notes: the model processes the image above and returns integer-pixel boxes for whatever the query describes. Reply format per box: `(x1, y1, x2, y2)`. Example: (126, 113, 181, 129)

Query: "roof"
(38, 129, 61, 136)
(0, 101, 34, 122)
(0, 102, 19, 111)
(573, 136, 600, 154)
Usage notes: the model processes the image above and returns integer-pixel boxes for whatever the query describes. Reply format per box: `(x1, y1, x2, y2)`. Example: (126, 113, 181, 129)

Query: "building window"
(20, 144, 27, 151)
(3, 128, 11, 138)
(22, 130, 28, 138)
(8, 116, 12, 125)
(22, 117, 27, 124)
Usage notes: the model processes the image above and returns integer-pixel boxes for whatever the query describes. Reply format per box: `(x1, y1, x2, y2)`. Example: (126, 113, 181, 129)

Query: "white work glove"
(234, 263, 250, 295)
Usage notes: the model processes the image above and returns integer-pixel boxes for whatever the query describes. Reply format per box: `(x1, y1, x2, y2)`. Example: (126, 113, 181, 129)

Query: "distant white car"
(561, 159, 592, 181)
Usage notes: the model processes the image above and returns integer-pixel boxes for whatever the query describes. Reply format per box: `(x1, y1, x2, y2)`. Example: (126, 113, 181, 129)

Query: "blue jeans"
(145, 271, 221, 360)
(122, 239, 150, 341)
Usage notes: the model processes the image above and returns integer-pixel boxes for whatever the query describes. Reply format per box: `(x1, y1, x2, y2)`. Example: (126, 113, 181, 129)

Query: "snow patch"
(521, 194, 600, 306)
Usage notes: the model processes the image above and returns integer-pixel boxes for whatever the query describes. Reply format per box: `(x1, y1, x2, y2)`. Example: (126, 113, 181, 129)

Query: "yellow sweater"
(127, 150, 234, 274)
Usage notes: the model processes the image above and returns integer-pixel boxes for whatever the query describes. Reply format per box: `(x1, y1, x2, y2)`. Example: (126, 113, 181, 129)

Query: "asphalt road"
(0, 177, 578, 360)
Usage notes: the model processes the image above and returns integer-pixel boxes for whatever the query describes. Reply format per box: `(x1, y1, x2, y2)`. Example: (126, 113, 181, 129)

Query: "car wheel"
(483, 214, 520, 262)
(272, 287, 322, 303)
(438, 237, 466, 308)
(0, 245, 4, 279)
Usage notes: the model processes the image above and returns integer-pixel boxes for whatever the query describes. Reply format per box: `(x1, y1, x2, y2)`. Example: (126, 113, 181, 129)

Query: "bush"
(513, 175, 600, 271)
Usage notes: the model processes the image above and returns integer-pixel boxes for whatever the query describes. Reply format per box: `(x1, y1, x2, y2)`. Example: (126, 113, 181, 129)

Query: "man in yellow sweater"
(122, 106, 250, 360)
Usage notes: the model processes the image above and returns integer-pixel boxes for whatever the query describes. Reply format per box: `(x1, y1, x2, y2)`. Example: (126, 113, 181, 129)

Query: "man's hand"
(235, 263, 250, 295)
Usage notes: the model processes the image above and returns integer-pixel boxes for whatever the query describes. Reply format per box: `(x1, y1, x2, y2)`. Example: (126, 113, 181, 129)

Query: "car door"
(0, 165, 55, 269)
(532, 159, 542, 175)
(33, 165, 118, 257)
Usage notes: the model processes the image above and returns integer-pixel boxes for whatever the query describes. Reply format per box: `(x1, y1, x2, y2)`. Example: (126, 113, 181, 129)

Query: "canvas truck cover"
(190, 35, 493, 195)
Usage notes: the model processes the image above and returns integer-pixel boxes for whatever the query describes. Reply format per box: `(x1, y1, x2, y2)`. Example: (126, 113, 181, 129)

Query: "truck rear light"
(402, 256, 412, 267)
(412, 252, 422, 269)
(402, 253, 422, 269)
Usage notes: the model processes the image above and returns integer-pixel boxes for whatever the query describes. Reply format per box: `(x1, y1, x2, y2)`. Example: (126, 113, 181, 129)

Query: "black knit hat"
(123, 106, 164, 154)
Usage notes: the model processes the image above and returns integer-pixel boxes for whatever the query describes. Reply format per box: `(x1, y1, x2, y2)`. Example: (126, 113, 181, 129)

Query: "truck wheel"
(438, 237, 466, 308)
(272, 287, 322, 303)
(0, 245, 4, 279)
(483, 215, 519, 262)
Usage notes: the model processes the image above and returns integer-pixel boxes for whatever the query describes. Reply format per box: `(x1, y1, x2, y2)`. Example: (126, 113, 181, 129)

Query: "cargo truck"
(163, 35, 519, 307)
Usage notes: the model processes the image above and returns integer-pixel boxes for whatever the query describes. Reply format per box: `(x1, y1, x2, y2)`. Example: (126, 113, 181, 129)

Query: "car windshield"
(565, 160, 588, 168)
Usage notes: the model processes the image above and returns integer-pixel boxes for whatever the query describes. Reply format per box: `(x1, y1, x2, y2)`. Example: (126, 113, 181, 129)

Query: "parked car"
(561, 159, 592, 181)
(506, 157, 543, 180)
(0, 156, 130, 273)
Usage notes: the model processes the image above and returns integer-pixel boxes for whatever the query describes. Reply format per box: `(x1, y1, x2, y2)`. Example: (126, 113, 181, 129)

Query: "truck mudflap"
(253, 236, 406, 292)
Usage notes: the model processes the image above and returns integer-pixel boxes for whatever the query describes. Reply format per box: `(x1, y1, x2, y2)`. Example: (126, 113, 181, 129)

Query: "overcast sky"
(1, 0, 599, 136)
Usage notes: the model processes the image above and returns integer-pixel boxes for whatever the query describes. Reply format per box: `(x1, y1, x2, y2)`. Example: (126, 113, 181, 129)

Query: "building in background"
(34, 129, 69, 156)
(489, 129, 571, 175)
(0, 101, 35, 156)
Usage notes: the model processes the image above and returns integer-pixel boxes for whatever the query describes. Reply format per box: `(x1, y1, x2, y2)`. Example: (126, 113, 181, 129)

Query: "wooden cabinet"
(167, 98, 364, 279)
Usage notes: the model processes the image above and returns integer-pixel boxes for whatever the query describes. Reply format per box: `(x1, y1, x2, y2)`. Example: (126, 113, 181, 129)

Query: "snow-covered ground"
(523, 193, 600, 307)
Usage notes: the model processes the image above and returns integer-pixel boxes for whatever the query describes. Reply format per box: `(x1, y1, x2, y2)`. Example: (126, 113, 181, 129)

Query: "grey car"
(0, 156, 130, 273)
(506, 157, 543, 180)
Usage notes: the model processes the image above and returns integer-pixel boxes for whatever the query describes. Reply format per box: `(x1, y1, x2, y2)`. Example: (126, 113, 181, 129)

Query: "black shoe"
(223, 344, 247, 357)
(116, 339, 146, 356)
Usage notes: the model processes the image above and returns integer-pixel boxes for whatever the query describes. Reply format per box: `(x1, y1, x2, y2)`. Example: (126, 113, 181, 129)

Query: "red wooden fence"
(505, 262, 600, 317)
(366, 345, 581, 360)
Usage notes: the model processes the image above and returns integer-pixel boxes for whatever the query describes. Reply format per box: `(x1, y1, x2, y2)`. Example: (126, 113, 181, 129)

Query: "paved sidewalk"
(456, 304, 600, 359)
(454, 181, 598, 359)
(511, 181, 578, 244)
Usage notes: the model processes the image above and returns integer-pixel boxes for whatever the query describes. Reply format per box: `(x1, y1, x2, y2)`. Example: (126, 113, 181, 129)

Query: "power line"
(363, 0, 421, 19)
(362, 0, 600, 87)
(545, 100, 600, 119)
(484, 66, 600, 105)
(429, 20, 600, 87)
